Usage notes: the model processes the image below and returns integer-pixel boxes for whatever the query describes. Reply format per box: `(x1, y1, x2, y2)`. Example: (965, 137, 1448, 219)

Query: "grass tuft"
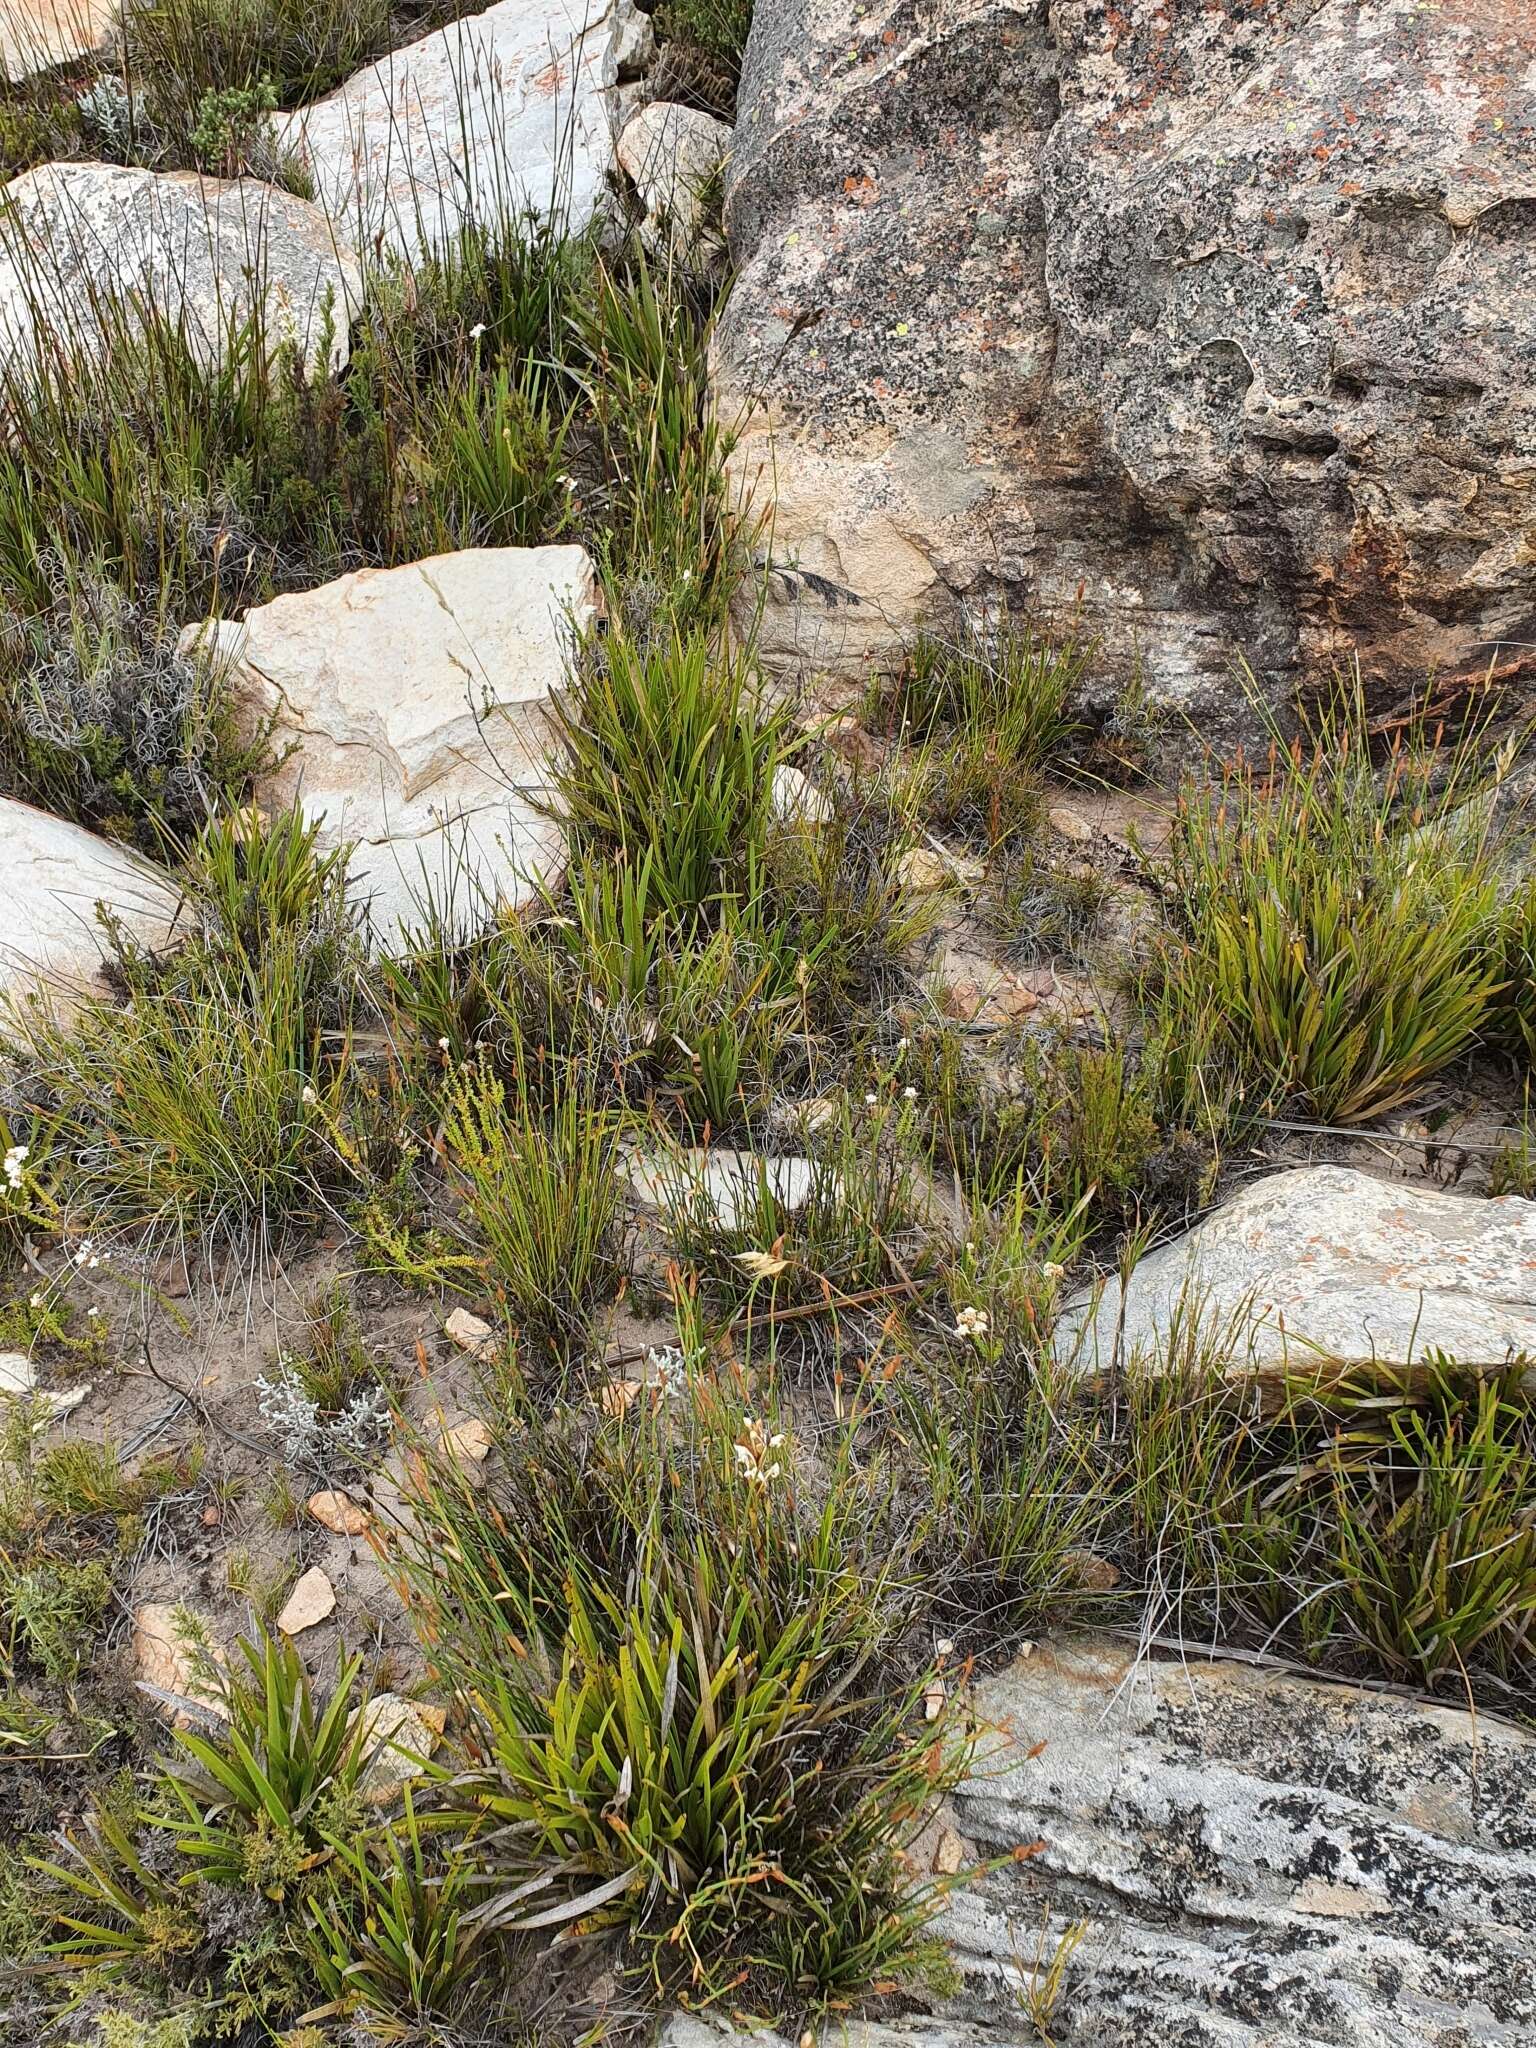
(1150, 691, 1508, 1123)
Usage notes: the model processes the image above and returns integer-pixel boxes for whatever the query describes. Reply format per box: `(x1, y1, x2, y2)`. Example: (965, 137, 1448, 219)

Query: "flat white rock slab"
(0, 0, 114, 81)
(0, 796, 181, 1016)
(0, 162, 360, 379)
(1060, 1164, 1536, 1374)
(276, 0, 638, 264)
(188, 544, 596, 942)
(624, 1146, 820, 1231)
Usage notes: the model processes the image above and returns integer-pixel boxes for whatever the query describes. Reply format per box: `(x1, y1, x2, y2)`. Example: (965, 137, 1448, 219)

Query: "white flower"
(73, 1240, 94, 1266)
(734, 1415, 787, 1488)
(864, 1092, 878, 1106)
(1042, 1261, 1066, 1282)
(3, 1143, 28, 1191)
(952, 1303, 990, 1342)
(28, 1293, 41, 1309)
(301, 1084, 317, 1106)
(87, 1306, 99, 1319)
(897, 1037, 910, 1051)
(438, 1037, 451, 1052)
(469, 321, 487, 340)
(902, 1086, 917, 1100)
(735, 1248, 790, 1280)
(87, 1256, 99, 1270)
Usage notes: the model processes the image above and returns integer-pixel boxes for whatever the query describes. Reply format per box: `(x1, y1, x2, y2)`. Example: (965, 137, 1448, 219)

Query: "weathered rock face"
(276, 0, 639, 265)
(945, 1639, 1536, 2045)
(0, 797, 182, 1015)
(1061, 1164, 1536, 1376)
(0, 162, 359, 380)
(661, 1637, 1536, 2048)
(715, 1, 1536, 730)
(617, 100, 731, 260)
(188, 546, 596, 940)
(0, 0, 115, 80)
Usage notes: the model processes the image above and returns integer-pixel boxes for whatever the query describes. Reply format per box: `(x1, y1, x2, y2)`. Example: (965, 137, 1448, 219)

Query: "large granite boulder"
(1062, 1165, 1536, 1377)
(276, 0, 641, 265)
(186, 546, 596, 940)
(0, 797, 181, 1016)
(660, 1637, 1536, 2047)
(715, 2, 1536, 730)
(0, 162, 360, 381)
(0, 0, 115, 81)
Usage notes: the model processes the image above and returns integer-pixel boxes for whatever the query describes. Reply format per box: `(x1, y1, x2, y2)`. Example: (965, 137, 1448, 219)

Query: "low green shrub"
(655, 0, 756, 70)
(303, 1793, 484, 2028)
(0, 567, 263, 848)
(123, 0, 390, 145)
(162, 1626, 371, 1893)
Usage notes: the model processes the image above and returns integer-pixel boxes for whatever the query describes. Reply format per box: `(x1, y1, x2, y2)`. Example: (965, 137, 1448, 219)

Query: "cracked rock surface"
(715, 0, 1536, 736)
(186, 545, 596, 942)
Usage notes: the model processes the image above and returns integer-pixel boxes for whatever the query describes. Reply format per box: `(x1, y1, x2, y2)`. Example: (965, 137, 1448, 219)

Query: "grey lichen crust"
(661, 1636, 1536, 2048)
(945, 1639, 1536, 2046)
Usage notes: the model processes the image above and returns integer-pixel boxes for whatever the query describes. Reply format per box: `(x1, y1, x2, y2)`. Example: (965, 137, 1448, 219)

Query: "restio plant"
(439, 1038, 625, 1370)
(547, 621, 787, 920)
(4, 808, 377, 1259)
(881, 610, 1090, 854)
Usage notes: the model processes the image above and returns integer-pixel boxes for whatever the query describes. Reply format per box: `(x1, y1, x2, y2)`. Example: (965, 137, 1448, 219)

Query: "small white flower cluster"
(643, 1345, 690, 1398)
(256, 1358, 391, 1472)
(3, 1144, 26, 1192)
(952, 1304, 990, 1343)
(72, 1239, 112, 1270)
(734, 1415, 786, 1488)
